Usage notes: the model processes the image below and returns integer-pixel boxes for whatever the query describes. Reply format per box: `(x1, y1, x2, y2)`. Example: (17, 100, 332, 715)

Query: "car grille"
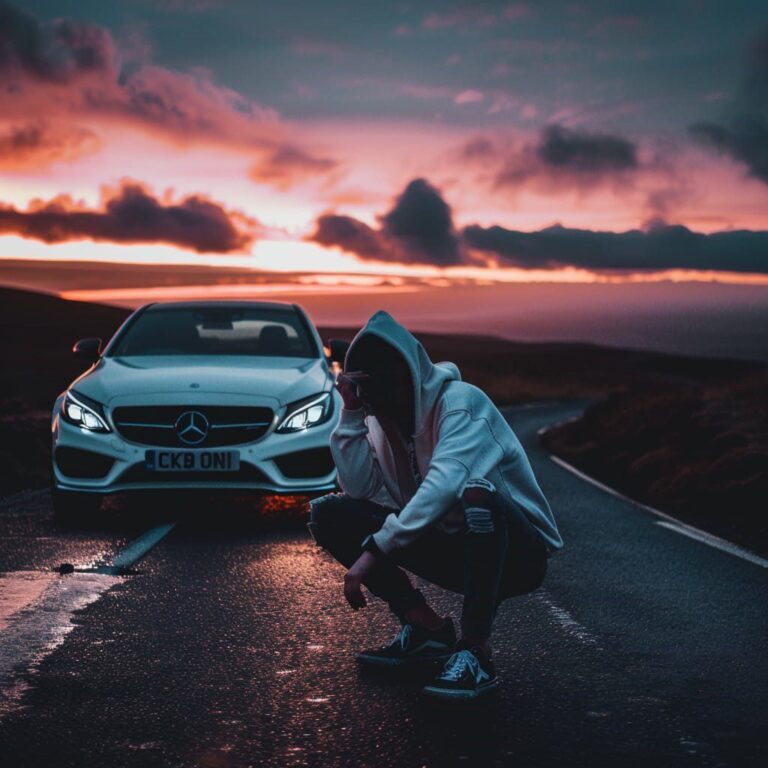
(111, 405, 274, 447)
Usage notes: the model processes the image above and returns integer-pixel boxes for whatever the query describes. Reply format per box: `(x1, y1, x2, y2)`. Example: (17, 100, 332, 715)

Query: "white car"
(50, 300, 348, 523)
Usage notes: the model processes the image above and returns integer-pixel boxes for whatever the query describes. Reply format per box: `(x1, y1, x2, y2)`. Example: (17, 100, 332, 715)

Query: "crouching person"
(308, 310, 564, 701)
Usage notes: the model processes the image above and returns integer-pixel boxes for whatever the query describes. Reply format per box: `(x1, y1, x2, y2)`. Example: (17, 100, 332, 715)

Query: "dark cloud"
(536, 124, 638, 172)
(248, 144, 339, 190)
(380, 178, 463, 265)
(459, 124, 640, 192)
(688, 118, 768, 185)
(0, 1, 116, 83)
(463, 221, 768, 275)
(312, 215, 384, 259)
(0, 181, 257, 253)
(0, 122, 100, 169)
(0, 2, 280, 154)
(688, 28, 768, 185)
(308, 178, 464, 266)
(310, 176, 766, 276)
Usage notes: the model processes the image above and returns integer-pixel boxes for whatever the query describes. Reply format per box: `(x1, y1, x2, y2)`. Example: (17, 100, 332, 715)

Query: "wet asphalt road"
(0, 399, 766, 768)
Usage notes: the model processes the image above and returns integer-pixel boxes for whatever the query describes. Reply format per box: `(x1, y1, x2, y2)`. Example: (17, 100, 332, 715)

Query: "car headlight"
(276, 392, 333, 433)
(60, 390, 111, 433)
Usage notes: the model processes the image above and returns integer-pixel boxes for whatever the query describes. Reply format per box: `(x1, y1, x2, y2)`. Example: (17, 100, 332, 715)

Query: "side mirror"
(328, 338, 351, 366)
(73, 337, 102, 360)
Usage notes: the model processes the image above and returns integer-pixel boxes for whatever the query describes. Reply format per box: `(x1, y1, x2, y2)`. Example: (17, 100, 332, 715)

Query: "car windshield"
(108, 306, 316, 357)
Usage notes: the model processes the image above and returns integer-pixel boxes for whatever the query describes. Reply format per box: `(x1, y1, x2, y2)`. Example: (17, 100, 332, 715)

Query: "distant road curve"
(530, 398, 768, 569)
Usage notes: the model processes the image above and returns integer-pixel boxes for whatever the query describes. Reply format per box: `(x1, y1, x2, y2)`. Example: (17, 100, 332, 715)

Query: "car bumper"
(51, 408, 339, 497)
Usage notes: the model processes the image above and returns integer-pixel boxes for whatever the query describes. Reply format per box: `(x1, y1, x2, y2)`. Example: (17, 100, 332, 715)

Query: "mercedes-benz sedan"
(50, 300, 344, 522)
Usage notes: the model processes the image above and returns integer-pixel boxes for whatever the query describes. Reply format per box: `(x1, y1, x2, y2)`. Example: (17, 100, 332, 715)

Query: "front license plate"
(145, 450, 240, 472)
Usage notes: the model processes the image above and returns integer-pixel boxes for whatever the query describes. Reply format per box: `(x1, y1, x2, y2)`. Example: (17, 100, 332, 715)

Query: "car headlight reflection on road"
(61, 390, 111, 433)
(276, 392, 333, 433)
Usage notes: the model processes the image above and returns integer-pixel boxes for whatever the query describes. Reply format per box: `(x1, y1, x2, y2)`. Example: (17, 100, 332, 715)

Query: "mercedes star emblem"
(175, 410, 209, 445)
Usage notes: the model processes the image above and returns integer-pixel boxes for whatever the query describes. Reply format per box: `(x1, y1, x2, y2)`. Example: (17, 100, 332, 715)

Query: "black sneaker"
(422, 646, 499, 699)
(356, 618, 457, 667)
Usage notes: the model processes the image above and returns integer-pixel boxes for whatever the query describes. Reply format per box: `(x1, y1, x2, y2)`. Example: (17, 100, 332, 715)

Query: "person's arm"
(329, 404, 386, 500)
(371, 407, 504, 555)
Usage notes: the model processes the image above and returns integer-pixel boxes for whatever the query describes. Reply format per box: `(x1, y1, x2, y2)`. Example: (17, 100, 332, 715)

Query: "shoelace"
(439, 650, 480, 681)
(384, 624, 412, 650)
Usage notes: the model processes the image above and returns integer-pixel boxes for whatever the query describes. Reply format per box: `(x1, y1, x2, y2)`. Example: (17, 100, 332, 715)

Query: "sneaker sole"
(422, 678, 499, 699)
(356, 651, 454, 668)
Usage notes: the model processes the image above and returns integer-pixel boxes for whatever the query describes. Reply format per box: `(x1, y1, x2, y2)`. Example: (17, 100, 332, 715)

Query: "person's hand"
(336, 370, 370, 410)
(344, 550, 377, 610)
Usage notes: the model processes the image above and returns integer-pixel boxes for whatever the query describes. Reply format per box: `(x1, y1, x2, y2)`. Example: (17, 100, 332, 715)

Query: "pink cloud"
(249, 145, 340, 190)
(487, 93, 521, 114)
(454, 89, 485, 105)
(0, 122, 101, 169)
(0, 1, 338, 186)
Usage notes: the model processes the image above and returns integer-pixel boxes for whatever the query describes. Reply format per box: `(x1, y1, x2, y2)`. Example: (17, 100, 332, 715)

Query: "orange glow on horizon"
(55, 266, 768, 308)
(59, 282, 423, 303)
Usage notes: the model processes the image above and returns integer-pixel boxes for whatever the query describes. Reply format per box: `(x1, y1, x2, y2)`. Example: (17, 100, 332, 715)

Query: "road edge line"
(653, 520, 768, 569)
(538, 418, 768, 570)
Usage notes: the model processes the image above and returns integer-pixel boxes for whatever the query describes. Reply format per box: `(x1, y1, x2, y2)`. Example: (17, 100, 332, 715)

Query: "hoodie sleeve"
(371, 406, 504, 555)
(329, 405, 385, 500)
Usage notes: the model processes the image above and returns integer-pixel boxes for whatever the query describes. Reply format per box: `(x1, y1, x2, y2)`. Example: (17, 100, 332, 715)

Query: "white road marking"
(654, 520, 768, 569)
(506, 401, 562, 411)
(0, 522, 176, 718)
(109, 523, 176, 572)
(533, 590, 602, 649)
(543, 446, 768, 570)
(535, 414, 582, 435)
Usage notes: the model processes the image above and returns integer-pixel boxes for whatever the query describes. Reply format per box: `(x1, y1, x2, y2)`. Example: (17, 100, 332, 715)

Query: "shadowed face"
(349, 338, 415, 435)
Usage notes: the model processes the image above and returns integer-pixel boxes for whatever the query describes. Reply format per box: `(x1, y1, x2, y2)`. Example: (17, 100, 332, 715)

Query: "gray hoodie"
(329, 309, 564, 556)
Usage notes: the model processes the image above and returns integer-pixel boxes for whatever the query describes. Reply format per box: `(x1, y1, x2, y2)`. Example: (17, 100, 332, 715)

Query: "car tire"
(51, 484, 102, 527)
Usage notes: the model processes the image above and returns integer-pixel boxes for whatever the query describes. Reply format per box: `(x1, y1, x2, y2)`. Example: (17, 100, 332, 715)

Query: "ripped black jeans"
(307, 478, 549, 641)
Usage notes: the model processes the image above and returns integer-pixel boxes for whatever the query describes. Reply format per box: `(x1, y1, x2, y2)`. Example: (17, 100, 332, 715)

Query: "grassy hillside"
(540, 374, 768, 555)
(1, 288, 132, 497)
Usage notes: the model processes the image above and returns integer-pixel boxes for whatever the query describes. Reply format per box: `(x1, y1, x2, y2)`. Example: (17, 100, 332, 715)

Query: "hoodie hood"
(344, 310, 461, 436)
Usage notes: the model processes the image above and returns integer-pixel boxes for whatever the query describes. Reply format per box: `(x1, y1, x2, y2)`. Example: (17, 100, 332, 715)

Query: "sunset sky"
(1, 1, 767, 358)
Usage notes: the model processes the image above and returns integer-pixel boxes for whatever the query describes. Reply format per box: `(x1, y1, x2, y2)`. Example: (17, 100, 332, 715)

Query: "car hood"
(70, 355, 330, 406)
